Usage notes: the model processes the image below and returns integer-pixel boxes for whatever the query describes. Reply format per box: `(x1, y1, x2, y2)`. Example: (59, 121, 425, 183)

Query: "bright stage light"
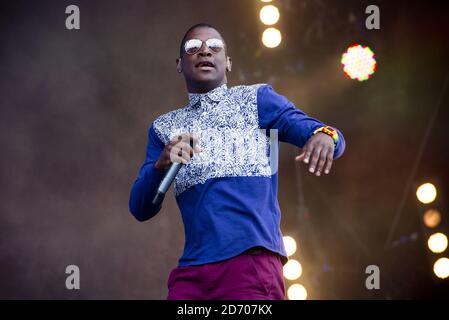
(341, 44, 377, 81)
(260, 0, 273, 2)
(283, 236, 297, 256)
(433, 257, 449, 279)
(283, 259, 302, 280)
(416, 183, 437, 204)
(428, 233, 448, 254)
(287, 284, 308, 300)
(262, 27, 282, 48)
(260, 5, 280, 25)
(423, 209, 442, 228)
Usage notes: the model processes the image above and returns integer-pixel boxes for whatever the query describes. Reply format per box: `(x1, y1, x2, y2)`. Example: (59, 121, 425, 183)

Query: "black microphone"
(152, 136, 194, 208)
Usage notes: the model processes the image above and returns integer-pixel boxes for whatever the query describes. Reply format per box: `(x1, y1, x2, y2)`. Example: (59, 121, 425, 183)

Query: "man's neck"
(186, 79, 227, 94)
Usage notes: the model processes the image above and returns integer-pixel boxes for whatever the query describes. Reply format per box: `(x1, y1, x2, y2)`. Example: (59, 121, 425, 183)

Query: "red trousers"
(167, 249, 285, 300)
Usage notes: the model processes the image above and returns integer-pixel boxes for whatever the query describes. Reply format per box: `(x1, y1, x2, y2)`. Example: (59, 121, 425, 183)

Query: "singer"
(129, 23, 346, 300)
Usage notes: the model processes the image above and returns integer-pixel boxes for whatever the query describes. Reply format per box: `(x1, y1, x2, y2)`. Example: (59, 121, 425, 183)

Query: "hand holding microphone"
(152, 133, 202, 206)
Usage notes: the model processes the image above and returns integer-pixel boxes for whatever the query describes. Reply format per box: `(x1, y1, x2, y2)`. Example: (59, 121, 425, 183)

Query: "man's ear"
(176, 58, 182, 73)
(226, 56, 232, 72)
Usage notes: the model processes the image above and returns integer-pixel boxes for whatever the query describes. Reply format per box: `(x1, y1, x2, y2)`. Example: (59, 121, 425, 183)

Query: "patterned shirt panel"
(153, 84, 272, 196)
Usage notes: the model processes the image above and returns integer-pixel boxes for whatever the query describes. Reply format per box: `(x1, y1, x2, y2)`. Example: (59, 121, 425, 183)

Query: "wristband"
(313, 126, 338, 146)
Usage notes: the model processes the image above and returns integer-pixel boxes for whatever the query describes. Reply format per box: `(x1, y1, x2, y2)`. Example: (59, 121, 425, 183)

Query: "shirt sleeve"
(129, 124, 167, 221)
(257, 84, 345, 159)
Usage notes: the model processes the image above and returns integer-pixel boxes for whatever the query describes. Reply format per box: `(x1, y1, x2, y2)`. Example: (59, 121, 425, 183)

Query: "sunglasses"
(184, 38, 225, 55)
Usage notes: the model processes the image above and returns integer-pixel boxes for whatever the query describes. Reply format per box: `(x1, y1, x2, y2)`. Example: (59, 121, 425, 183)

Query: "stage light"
(283, 236, 297, 256)
(423, 209, 442, 228)
(341, 44, 377, 81)
(260, 5, 280, 25)
(428, 233, 448, 254)
(287, 284, 308, 300)
(416, 183, 437, 204)
(260, 0, 273, 2)
(433, 257, 449, 279)
(262, 27, 282, 48)
(283, 259, 302, 280)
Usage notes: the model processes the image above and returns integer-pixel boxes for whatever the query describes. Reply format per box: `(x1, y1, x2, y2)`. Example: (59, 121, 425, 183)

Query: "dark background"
(1, 0, 448, 299)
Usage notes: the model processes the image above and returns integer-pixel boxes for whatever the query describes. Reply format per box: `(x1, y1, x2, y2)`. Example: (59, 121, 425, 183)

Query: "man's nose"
(198, 42, 212, 56)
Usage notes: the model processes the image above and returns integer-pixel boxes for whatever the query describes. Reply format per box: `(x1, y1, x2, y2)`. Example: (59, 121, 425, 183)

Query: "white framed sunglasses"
(184, 38, 225, 55)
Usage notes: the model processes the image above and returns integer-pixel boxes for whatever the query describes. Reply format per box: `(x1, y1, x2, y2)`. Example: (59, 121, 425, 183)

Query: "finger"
(175, 139, 202, 155)
(295, 145, 310, 162)
(303, 145, 313, 164)
(179, 134, 193, 148)
(179, 147, 192, 162)
(295, 150, 305, 162)
(168, 146, 185, 163)
(170, 133, 196, 145)
(189, 133, 199, 146)
(171, 155, 188, 164)
(316, 148, 329, 176)
(169, 145, 182, 162)
(170, 146, 191, 163)
(178, 135, 201, 155)
(193, 146, 203, 153)
(176, 141, 194, 154)
(190, 135, 201, 153)
(170, 135, 183, 144)
(324, 151, 334, 174)
(180, 133, 200, 146)
(169, 134, 200, 156)
(308, 146, 322, 174)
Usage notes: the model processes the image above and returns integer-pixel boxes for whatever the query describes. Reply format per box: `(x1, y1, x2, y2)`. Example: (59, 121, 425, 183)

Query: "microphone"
(152, 136, 195, 207)
(151, 161, 183, 207)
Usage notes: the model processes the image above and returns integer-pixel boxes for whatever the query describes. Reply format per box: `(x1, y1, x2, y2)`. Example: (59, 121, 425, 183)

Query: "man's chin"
(190, 76, 222, 87)
(192, 73, 219, 82)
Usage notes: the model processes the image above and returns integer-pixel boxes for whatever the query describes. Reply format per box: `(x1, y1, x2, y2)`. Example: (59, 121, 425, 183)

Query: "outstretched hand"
(295, 133, 335, 176)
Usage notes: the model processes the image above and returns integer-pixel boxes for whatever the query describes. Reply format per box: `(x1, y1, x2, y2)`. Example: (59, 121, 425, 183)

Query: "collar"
(187, 84, 228, 108)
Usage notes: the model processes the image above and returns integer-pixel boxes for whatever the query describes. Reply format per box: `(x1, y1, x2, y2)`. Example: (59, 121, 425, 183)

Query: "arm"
(129, 125, 166, 221)
(257, 84, 346, 174)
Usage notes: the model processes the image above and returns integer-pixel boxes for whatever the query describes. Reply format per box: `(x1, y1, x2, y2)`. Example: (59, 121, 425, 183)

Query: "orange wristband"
(313, 126, 338, 146)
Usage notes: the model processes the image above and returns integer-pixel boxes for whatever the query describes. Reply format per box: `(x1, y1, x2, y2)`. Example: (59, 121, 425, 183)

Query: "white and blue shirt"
(129, 84, 345, 267)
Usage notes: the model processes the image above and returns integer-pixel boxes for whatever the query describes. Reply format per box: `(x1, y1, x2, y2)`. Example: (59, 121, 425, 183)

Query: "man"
(129, 23, 345, 300)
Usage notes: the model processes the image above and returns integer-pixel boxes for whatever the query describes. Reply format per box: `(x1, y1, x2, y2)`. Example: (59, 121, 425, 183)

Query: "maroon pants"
(167, 249, 285, 300)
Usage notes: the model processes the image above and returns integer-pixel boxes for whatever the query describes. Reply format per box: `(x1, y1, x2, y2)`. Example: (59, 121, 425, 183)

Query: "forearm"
(129, 164, 166, 221)
(257, 84, 346, 159)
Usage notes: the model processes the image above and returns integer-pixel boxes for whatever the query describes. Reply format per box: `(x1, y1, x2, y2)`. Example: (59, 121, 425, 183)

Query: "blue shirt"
(129, 84, 345, 267)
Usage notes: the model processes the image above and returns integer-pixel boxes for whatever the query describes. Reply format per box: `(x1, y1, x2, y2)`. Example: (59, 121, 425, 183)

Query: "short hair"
(179, 23, 227, 57)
